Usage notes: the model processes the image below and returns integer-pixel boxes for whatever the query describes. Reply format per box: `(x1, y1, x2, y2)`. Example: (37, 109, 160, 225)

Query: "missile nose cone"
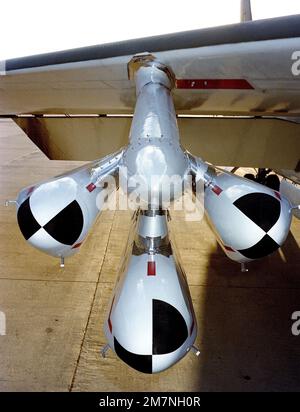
(233, 192, 281, 234)
(232, 191, 291, 259)
(15, 149, 122, 259)
(205, 172, 292, 262)
(16, 178, 84, 257)
(111, 298, 196, 374)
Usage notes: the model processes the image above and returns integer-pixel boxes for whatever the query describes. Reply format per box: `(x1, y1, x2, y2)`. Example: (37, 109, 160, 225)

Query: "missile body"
(104, 209, 197, 373)
(16, 150, 122, 258)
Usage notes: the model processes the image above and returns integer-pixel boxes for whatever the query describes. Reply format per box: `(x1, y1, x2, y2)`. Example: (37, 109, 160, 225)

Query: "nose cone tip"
(17, 192, 84, 257)
(151, 352, 188, 373)
(120, 351, 188, 374)
(114, 336, 191, 374)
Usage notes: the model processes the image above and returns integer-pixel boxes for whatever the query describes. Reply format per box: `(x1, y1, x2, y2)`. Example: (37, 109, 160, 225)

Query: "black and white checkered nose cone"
(17, 177, 85, 257)
(113, 299, 189, 374)
(18, 197, 83, 245)
(233, 193, 282, 259)
(15, 150, 121, 259)
(204, 173, 292, 263)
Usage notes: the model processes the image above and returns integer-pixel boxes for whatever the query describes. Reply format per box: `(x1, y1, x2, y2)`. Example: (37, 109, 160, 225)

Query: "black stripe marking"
(114, 338, 152, 374)
(233, 192, 280, 232)
(153, 299, 188, 355)
(17, 197, 41, 240)
(43, 200, 83, 245)
(5, 15, 300, 71)
(238, 234, 280, 259)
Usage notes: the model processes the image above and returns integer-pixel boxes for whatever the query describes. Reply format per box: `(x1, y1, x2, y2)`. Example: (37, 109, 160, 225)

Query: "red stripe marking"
(147, 261, 156, 276)
(176, 79, 253, 90)
(108, 296, 115, 334)
(274, 191, 281, 200)
(86, 182, 96, 192)
(108, 318, 112, 334)
(27, 186, 35, 195)
(212, 185, 223, 196)
(72, 242, 82, 249)
(224, 245, 235, 252)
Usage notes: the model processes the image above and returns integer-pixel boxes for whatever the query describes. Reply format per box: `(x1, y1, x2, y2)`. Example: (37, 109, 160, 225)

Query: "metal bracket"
(241, 262, 249, 273)
(291, 205, 300, 211)
(127, 54, 176, 89)
(127, 52, 156, 80)
(167, 209, 171, 222)
(191, 345, 201, 357)
(4, 200, 17, 207)
(100, 344, 111, 358)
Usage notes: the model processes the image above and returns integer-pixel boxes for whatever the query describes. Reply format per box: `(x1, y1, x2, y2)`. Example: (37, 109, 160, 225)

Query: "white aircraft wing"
(0, 14, 300, 170)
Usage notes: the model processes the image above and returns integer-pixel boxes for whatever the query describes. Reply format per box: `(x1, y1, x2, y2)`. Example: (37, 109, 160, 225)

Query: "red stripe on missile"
(212, 185, 223, 195)
(224, 245, 235, 252)
(86, 182, 96, 192)
(147, 261, 156, 276)
(108, 296, 115, 334)
(27, 186, 35, 196)
(176, 79, 253, 90)
(72, 242, 82, 249)
(274, 191, 281, 200)
(108, 318, 112, 334)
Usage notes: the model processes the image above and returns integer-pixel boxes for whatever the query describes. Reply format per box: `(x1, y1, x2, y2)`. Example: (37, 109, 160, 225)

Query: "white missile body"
(120, 61, 189, 208)
(104, 210, 197, 373)
(15, 150, 122, 258)
(280, 179, 300, 220)
(189, 157, 292, 263)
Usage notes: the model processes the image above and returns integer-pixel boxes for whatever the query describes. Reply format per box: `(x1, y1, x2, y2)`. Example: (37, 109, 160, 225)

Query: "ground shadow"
(195, 230, 300, 391)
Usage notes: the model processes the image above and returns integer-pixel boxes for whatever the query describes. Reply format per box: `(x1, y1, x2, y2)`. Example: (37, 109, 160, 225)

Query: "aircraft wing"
(0, 14, 300, 170)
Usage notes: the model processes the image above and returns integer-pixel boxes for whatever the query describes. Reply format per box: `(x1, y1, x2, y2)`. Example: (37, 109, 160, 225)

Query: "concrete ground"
(0, 119, 299, 392)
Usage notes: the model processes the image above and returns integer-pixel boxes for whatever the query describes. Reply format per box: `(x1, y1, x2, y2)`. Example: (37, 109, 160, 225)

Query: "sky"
(0, 0, 300, 60)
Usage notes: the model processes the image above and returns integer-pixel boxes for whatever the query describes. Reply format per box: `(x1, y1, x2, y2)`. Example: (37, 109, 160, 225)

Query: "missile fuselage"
(16, 150, 122, 258)
(120, 62, 189, 208)
(104, 209, 197, 373)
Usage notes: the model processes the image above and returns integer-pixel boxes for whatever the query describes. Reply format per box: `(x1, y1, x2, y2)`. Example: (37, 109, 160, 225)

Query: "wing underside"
(1, 14, 300, 170)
